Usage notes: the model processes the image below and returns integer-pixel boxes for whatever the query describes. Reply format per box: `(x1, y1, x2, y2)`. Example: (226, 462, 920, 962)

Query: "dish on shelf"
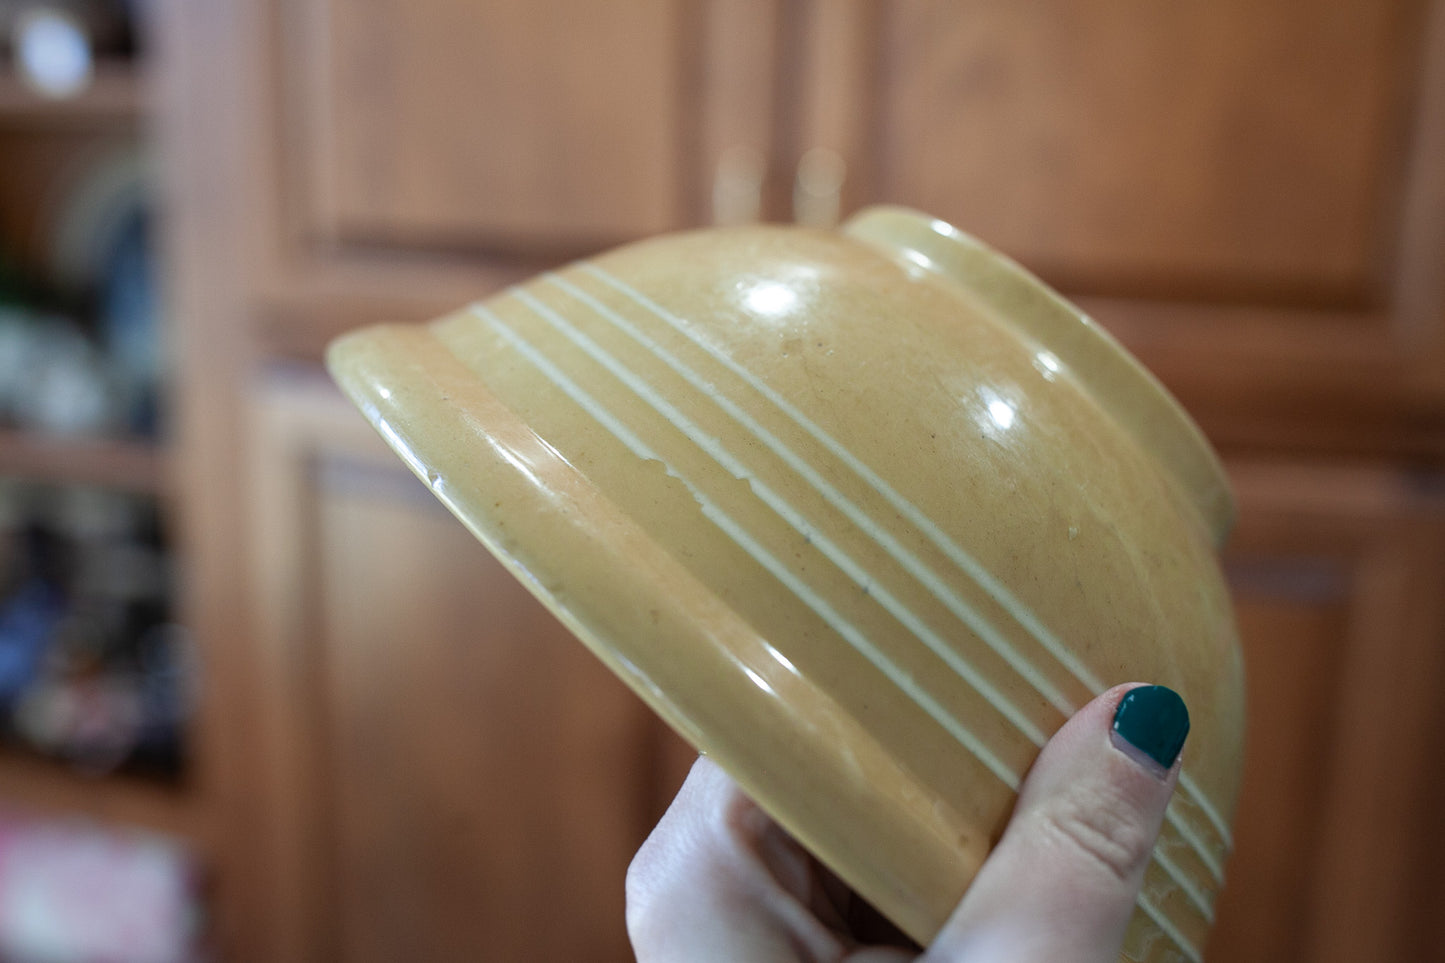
(0, 478, 188, 779)
(327, 206, 1244, 961)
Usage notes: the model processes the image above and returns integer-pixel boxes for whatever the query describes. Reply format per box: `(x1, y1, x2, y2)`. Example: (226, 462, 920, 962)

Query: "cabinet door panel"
(298, 0, 687, 251)
(1213, 589, 1348, 959)
(249, 378, 651, 962)
(1209, 463, 1445, 962)
(868, 0, 1419, 298)
(317, 467, 644, 963)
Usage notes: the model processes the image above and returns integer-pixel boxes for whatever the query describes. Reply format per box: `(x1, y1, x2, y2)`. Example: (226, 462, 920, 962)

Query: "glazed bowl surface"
(327, 206, 1244, 963)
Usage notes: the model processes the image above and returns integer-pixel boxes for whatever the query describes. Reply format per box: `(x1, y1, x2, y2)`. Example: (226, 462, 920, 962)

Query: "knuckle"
(625, 815, 699, 945)
(624, 840, 662, 939)
(624, 840, 653, 905)
(624, 778, 744, 947)
(1032, 790, 1156, 885)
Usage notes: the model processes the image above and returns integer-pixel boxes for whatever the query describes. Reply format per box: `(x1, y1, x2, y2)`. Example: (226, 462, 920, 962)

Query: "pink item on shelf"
(0, 813, 198, 963)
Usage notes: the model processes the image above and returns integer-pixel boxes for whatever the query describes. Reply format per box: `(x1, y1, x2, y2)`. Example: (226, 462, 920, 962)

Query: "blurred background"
(0, 0, 1441, 960)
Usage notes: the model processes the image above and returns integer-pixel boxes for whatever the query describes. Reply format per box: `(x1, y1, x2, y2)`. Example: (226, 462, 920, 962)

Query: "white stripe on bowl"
(547, 272, 1079, 717)
(502, 288, 1048, 749)
(478, 305, 1025, 790)
(580, 263, 1234, 863)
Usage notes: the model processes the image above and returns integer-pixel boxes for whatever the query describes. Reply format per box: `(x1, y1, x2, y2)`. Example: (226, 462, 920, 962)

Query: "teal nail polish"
(1112, 685, 1190, 772)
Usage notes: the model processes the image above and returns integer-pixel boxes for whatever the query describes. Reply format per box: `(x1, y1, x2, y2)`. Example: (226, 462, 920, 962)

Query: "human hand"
(627, 683, 1190, 962)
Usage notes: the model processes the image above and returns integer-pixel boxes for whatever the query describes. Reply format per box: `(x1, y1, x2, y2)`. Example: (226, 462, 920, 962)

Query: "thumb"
(927, 683, 1189, 963)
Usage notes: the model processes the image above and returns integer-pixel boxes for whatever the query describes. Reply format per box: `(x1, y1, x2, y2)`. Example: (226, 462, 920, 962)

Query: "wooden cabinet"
(157, 0, 1445, 960)
(803, 0, 1416, 292)
(294, 0, 687, 251)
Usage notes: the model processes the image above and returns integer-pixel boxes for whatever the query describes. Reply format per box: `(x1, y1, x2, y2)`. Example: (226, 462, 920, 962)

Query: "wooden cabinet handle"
(712, 145, 766, 225)
(793, 148, 846, 228)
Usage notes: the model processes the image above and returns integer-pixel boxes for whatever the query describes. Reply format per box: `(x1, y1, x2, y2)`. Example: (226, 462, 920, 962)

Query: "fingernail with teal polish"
(1112, 685, 1190, 775)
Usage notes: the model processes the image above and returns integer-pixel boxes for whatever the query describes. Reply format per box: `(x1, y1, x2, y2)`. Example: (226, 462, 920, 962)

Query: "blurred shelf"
(0, 429, 168, 493)
(0, 747, 200, 843)
(0, 62, 146, 128)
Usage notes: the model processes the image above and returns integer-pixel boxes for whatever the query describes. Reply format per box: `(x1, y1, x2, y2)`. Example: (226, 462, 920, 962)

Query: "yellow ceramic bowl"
(327, 206, 1244, 963)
